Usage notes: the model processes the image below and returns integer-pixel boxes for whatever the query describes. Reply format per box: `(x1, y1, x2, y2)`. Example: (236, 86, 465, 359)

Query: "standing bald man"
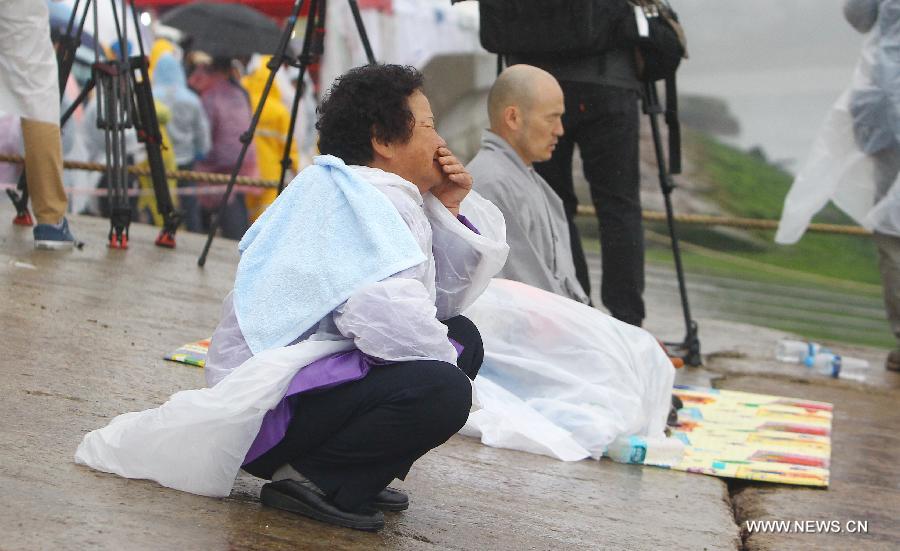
(467, 65, 588, 304)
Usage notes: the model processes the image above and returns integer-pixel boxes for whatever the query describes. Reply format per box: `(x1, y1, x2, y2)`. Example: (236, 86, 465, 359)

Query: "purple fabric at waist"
(243, 337, 464, 465)
(243, 349, 371, 465)
(457, 214, 480, 235)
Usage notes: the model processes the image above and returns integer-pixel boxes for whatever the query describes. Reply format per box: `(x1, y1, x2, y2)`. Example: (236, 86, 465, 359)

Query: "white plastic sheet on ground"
(462, 279, 676, 461)
(75, 339, 353, 497)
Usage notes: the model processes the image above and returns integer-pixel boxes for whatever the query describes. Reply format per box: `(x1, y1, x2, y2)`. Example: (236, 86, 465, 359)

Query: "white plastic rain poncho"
(75, 161, 509, 497)
(777, 0, 900, 243)
(152, 53, 211, 166)
(462, 279, 676, 461)
(0, 1, 60, 123)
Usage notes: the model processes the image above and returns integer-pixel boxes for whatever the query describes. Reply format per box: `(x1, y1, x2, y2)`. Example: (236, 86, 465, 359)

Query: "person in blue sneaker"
(0, 0, 77, 250)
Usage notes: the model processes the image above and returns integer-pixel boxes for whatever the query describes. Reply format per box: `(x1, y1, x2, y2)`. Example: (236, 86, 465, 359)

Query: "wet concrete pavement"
(725, 376, 900, 551)
(1, 207, 898, 550)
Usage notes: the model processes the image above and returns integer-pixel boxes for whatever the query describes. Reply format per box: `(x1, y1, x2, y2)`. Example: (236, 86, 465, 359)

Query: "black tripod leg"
(130, 57, 180, 247)
(90, 5, 131, 249)
(277, 0, 322, 195)
(127, 3, 179, 247)
(109, 0, 134, 249)
(276, 70, 304, 195)
(61, 77, 94, 128)
(347, 0, 377, 64)
(643, 81, 701, 366)
(8, 172, 33, 226)
(96, 62, 132, 249)
(198, 0, 309, 266)
(111, 70, 132, 249)
(57, 0, 93, 99)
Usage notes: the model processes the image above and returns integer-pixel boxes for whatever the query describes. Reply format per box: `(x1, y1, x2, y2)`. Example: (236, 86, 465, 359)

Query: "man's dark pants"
(243, 315, 482, 511)
(535, 81, 646, 326)
(176, 162, 202, 233)
(200, 193, 249, 240)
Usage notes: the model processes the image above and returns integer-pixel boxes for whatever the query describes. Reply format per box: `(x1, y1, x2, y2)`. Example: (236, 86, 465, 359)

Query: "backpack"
(627, 0, 688, 83)
(477, 0, 632, 56)
(626, 0, 688, 173)
(626, 0, 687, 82)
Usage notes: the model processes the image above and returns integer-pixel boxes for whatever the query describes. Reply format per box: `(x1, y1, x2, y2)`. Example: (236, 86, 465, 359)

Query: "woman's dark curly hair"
(316, 64, 425, 165)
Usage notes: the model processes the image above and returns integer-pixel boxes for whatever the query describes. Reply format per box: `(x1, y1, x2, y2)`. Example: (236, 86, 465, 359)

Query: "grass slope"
(676, 131, 881, 285)
(579, 131, 893, 349)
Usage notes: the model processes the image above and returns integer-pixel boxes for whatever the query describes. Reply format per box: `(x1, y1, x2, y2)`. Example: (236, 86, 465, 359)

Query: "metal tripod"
(643, 79, 701, 366)
(7, 0, 181, 249)
(197, 0, 376, 266)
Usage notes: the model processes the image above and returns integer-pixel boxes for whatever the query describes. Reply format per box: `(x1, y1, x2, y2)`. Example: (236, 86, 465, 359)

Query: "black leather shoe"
(667, 405, 679, 427)
(667, 395, 683, 427)
(886, 349, 900, 372)
(260, 479, 384, 531)
(372, 487, 409, 511)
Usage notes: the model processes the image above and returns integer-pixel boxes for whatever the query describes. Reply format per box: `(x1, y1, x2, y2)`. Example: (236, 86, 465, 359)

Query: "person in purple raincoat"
(188, 55, 256, 239)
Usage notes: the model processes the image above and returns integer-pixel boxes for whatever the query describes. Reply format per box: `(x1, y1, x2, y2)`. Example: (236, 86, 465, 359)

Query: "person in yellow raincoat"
(241, 56, 299, 221)
(148, 37, 178, 80)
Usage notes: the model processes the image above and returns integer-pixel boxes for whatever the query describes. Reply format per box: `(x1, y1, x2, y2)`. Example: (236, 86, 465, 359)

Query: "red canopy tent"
(133, 0, 392, 19)
(133, 0, 304, 19)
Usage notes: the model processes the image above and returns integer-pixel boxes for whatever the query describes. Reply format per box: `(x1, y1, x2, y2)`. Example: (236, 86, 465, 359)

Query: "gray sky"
(676, 0, 863, 77)
(671, 0, 869, 165)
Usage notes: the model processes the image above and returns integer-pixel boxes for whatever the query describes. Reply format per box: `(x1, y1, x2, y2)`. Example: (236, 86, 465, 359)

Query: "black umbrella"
(160, 2, 281, 58)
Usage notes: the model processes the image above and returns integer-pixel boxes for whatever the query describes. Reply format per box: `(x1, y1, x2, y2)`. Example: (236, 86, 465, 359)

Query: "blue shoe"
(33, 217, 76, 250)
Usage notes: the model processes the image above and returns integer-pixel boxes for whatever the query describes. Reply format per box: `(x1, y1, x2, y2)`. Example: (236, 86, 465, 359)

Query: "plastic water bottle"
(774, 339, 869, 381)
(807, 352, 870, 382)
(606, 435, 685, 467)
(775, 339, 822, 363)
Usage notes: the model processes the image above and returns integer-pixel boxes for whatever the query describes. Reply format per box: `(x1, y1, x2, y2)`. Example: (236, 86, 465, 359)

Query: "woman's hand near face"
(430, 146, 472, 216)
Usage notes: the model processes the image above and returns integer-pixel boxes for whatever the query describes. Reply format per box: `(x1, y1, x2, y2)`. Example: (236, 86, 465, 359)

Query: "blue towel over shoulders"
(234, 155, 427, 355)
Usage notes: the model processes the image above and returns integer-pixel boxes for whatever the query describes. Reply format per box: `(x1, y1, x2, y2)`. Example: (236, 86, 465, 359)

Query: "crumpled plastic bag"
(462, 279, 675, 460)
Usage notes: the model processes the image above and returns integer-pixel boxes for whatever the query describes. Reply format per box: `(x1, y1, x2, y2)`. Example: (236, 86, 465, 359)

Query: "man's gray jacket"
(467, 130, 589, 304)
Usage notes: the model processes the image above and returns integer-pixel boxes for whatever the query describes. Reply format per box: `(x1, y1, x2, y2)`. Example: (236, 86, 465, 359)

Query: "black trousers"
(200, 193, 249, 241)
(243, 315, 483, 511)
(534, 82, 646, 326)
(176, 162, 202, 233)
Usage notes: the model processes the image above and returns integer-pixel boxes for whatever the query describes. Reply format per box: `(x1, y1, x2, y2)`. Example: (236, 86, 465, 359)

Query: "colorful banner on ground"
(668, 385, 832, 487)
(163, 339, 209, 368)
